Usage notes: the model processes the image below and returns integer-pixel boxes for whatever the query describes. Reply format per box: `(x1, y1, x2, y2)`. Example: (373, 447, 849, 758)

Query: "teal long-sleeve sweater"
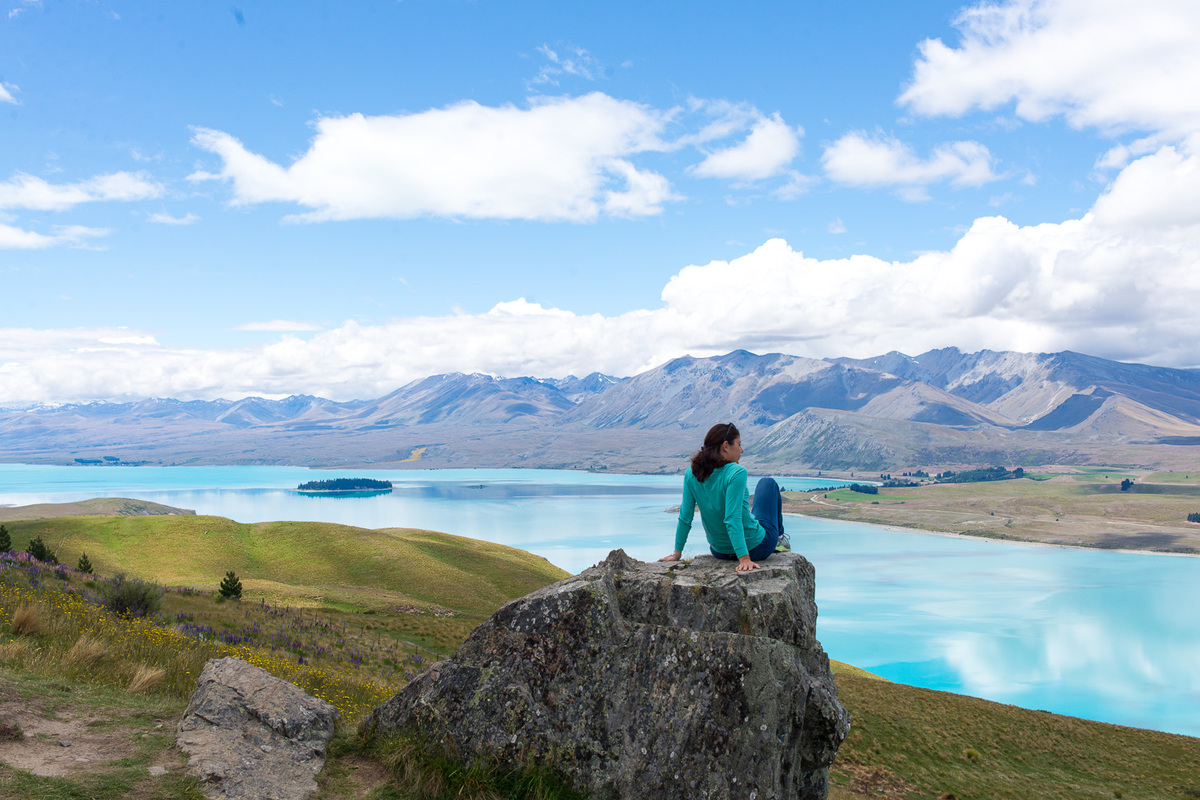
(673, 462, 765, 558)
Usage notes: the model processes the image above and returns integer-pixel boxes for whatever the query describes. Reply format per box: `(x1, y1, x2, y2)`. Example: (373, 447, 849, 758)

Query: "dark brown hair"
(690, 422, 740, 482)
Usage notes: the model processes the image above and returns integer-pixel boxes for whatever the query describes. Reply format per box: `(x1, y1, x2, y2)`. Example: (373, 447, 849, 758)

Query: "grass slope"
(6, 515, 568, 621)
(830, 671, 1200, 800)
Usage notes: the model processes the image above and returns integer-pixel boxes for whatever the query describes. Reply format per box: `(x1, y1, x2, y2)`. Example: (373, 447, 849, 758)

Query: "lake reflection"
(796, 515, 1200, 738)
(1, 464, 1198, 738)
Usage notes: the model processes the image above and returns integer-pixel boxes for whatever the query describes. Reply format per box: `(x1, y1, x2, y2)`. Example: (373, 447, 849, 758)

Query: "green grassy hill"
(828, 670, 1200, 799)
(6, 515, 567, 622)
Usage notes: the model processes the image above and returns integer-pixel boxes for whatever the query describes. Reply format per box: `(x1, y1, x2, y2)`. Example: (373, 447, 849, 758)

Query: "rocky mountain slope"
(3, 350, 1199, 472)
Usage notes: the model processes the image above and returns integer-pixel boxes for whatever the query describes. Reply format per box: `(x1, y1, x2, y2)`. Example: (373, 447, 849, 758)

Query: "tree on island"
(296, 477, 393, 491)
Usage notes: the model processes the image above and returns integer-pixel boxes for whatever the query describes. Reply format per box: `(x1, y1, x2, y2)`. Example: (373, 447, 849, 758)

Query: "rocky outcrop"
(177, 657, 338, 800)
(362, 549, 849, 800)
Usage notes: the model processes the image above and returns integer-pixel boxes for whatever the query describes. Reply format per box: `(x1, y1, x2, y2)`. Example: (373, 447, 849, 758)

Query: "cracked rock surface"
(362, 549, 850, 800)
(177, 657, 338, 800)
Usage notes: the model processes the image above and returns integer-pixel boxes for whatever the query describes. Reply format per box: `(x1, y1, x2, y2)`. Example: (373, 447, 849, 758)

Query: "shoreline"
(785, 509, 1200, 559)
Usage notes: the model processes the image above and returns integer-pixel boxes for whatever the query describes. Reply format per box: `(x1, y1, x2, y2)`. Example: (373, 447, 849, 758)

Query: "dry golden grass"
(64, 634, 109, 671)
(0, 640, 30, 662)
(127, 664, 166, 693)
(10, 603, 41, 637)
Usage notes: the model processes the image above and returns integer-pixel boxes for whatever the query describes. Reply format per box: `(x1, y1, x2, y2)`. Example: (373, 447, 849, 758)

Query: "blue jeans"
(711, 476, 785, 562)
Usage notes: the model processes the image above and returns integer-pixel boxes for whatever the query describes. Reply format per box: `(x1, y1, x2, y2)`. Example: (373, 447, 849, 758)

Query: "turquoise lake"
(1, 463, 1197, 739)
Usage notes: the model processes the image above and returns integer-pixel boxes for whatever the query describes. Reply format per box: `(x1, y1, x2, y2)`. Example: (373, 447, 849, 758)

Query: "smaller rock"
(177, 657, 338, 800)
(148, 765, 168, 777)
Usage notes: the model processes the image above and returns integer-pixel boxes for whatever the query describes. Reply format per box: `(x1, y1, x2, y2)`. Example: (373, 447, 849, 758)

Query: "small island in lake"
(296, 478, 394, 495)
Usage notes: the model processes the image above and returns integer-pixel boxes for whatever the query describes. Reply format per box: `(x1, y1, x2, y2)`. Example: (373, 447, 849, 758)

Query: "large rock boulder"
(177, 657, 338, 800)
(362, 550, 849, 800)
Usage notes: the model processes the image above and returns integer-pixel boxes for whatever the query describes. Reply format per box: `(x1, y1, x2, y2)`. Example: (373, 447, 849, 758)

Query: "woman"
(659, 422, 786, 572)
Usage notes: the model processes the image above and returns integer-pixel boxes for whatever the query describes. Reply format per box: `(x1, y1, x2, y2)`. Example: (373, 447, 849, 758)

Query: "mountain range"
(3, 348, 1200, 473)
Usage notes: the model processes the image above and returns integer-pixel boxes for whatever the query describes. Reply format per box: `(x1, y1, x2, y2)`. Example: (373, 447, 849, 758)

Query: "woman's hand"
(735, 555, 760, 572)
(658, 551, 682, 562)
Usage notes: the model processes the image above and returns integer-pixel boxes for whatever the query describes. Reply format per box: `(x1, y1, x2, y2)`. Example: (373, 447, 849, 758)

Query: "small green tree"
(77, 552, 94, 574)
(26, 536, 57, 564)
(0, 524, 10, 553)
(218, 570, 243, 599)
(1120, 478, 1134, 492)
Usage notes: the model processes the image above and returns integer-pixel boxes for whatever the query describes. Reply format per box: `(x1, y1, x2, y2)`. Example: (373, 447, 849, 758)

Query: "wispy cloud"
(148, 211, 199, 225)
(0, 172, 162, 211)
(0, 83, 17, 104)
(529, 44, 603, 88)
(0, 222, 109, 250)
(233, 320, 323, 332)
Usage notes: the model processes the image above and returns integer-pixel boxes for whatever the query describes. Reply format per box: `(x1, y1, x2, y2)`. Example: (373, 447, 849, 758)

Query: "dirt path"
(0, 680, 184, 780)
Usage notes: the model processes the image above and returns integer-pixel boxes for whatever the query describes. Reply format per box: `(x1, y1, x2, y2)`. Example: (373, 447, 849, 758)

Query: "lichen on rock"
(362, 549, 850, 800)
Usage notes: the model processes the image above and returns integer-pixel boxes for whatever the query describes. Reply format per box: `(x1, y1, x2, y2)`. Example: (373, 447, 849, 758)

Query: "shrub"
(95, 574, 164, 618)
(0, 524, 9, 553)
(1120, 478, 1134, 491)
(77, 552, 94, 574)
(1188, 512, 1200, 523)
(11, 603, 42, 636)
(218, 570, 243, 599)
(25, 536, 57, 564)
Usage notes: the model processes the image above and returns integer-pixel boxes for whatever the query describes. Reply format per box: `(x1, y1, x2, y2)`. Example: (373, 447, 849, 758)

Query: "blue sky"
(3, 0, 1200, 404)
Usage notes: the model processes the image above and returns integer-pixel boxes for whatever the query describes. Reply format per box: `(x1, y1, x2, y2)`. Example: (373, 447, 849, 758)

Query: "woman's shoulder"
(714, 462, 748, 480)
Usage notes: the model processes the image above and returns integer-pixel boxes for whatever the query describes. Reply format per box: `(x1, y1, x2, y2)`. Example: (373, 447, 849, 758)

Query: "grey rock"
(362, 549, 850, 800)
(177, 657, 338, 800)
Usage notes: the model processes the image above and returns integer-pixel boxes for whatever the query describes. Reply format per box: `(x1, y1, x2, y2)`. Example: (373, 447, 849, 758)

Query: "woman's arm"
(723, 467, 758, 571)
(723, 466, 751, 560)
(662, 473, 696, 562)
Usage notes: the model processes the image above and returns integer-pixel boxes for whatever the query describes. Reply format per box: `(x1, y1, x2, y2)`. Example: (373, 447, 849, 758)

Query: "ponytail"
(690, 422, 740, 482)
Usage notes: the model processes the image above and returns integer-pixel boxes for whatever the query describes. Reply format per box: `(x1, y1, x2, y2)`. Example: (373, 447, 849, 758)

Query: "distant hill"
(0, 498, 195, 523)
(2, 349, 1200, 472)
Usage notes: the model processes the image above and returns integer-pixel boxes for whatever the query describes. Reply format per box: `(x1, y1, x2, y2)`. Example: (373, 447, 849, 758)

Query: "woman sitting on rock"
(659, 422, 788, 572)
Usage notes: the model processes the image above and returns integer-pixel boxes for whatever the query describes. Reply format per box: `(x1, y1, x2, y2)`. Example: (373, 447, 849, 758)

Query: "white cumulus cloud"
(189, 93, 676, 223)
(0, 83, 17, 104)
(691, 113, 802, 182)
(900, 0, 1200, 140)
(822, 132, 999, 198)
(9, 134, 1200, 402)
